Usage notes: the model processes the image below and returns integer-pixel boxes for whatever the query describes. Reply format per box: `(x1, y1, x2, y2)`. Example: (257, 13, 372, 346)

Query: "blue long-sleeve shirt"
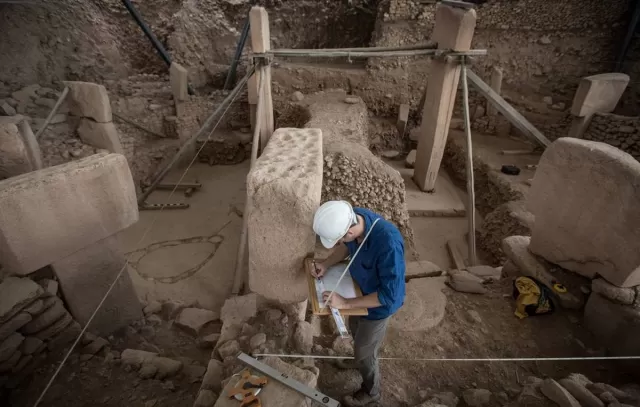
(344, 208, 405, 320)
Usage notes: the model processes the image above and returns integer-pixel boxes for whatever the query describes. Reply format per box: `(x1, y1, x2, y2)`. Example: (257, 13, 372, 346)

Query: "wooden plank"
(413, 4, 477, 192)
(466, 69, 551, 147)
(304, 258, 368, 316)
(249, 7, 274, 150)
(447, 239, 466, 270)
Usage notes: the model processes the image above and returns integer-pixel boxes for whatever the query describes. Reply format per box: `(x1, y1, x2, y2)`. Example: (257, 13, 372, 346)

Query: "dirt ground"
(8, 155, 639, 407)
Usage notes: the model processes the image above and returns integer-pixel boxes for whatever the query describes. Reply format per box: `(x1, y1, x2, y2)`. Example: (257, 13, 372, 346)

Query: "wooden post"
(487, 67, 503, 117)
(413, 4, 477, 192)
(249, 6, 274, 150)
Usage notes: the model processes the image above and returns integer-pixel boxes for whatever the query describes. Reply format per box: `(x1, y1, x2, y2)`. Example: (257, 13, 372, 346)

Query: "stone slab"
(527, 138, 640, 287)
(220, 293, 258, 325)
(396, 104, 409, 136)
(0, 153, 138, 275)
(389, 276, 447, 332)
(170, 63, 189, 102)
(0, 277, 43, 324)
(571, 73, 630, 117)
(0, 312, 31, 341)
(64, 81, 112, 122)
(0, 332, 24, 362)
(77, 119, 124, 154)
(52, 235, 142, 336)
(17, 120, 42, 170)
(247, 128, 323, 302)
(592, 278, 635, 305)
(558, 378, 604, 407)
(541, 379, 581, 407)
(20, 297, 66, 334)
(405, 260, 444, 279)
(213, 356, 318, 407)
(0, 121, 32, 179)
(584, 293, 640, 356)
(502, 236, 583, 309)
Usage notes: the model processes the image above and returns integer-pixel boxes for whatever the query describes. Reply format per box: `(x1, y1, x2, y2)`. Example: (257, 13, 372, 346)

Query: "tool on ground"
(156, 181, 202, 198)
(237, 353, 340, 407)
(228, 369, 268, 407)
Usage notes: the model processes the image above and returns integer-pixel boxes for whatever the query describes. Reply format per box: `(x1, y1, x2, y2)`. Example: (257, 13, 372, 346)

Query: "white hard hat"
(313, 200, 356, 249)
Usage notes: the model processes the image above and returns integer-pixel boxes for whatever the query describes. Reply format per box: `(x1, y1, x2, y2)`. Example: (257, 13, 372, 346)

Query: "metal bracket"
(251, 53, 274, 66)
(237, 353, 340, 407)
(139, 202, 190, 211)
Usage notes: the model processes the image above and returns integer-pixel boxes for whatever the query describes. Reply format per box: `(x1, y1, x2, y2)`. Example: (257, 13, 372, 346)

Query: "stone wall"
(369, 0, 630, 123)
(0, 275, 80, 389)
(582, 113, 640, 162)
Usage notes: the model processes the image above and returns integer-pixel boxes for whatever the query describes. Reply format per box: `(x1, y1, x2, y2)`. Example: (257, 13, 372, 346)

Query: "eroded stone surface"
(0, 277, 43, 324)
(584, 293, 640, 356)
(247, 128, 323, 302)
(571, 73, 630, 117)
(528, 138, 640, 287)
(77, 119, 124, 154)
(390, 276, 447, 331)
(0, 153, 138, 275)
(0, 121, 32, 179)
(64, 81, 112, 122)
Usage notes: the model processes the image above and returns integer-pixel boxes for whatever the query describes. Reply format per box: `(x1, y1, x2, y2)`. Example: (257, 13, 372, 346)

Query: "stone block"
(591, 278, 635, 305)
(584, 293, 640, 356)
(220, 293, 257, 324)
(247, 128, 323, 302)
(0, 277, 43, 324)
(51, 235, 142, 336)
(0, 153, 138, 275)
(527, 138, 640, 287)
(0, 332, 24, 362)
(390, 277, 446, 331)
(170, 63, 188, 102)
(541, 379, 581, 407)
(64, 81, 112, 122)
(0, 312, 31, 341)
(77, 119, 124, 154)
(396, 104, 409, 136)
(213, 356, 318, 407)
(570, 73, 630, 117)
(0, 121, 32, 179)
(174, 308, 219, 336)
(20, 297, 66, 334)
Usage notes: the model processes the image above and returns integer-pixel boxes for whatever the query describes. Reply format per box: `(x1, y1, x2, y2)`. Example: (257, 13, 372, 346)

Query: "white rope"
(322, 218, 380, 308)
(32, 76, 250, 407)
(252, 353, 640, 362)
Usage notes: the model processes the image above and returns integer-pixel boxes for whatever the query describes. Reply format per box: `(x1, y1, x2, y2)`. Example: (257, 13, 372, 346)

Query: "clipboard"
(305, 258, 368, 316)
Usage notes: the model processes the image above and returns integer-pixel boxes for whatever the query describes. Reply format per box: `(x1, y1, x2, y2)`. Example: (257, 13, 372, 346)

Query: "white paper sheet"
(314, 263, 358, 308)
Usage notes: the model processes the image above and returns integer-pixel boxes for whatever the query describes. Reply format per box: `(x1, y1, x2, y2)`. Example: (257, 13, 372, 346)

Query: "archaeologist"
(311, 200, 406, 406)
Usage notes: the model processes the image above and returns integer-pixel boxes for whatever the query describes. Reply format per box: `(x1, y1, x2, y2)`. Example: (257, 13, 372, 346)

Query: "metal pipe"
(460, 58, 477, 266)
(120, 0, 194, 95)
(138, 66, 255, 204)
(35, 87, 69, 139)
(231, 66, 265, 295)
(265, 49, 487, 59)
(224, 16, 251, 90)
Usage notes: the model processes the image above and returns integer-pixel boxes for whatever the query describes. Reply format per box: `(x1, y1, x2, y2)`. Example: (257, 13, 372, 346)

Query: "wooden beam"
(249, 6, 274, 150)
(447, 239, 466, 270)
(413, 4, 477, 192)
(487, 67, 503, 117)
(466, 69, 551, 147)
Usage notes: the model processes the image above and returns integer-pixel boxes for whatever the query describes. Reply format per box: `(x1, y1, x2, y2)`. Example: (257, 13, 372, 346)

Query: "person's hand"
(323, 292, 349, 309)
(311, 262, 327, 279)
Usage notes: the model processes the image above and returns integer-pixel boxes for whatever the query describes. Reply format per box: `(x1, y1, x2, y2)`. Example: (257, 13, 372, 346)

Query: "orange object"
(227, 370, 267, 407)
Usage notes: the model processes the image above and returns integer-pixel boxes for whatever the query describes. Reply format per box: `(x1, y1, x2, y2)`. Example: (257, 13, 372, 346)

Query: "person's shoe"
(343, 388, 381, 407)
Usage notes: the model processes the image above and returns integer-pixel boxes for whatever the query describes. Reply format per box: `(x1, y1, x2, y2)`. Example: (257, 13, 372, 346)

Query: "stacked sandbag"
(0, 276, 80, 388)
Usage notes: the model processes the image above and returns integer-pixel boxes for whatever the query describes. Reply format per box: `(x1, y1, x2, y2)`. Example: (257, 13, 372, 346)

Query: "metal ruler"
(237, 352, 341, 407)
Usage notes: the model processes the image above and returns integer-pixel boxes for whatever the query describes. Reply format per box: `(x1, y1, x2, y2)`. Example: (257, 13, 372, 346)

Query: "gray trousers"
(349, 315, 390, 396)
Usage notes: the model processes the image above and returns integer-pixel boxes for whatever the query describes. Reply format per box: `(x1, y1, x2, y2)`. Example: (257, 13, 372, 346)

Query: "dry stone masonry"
(583, 113, 640, 162)
(0, 276, 81, 389)
(247, 127, 323, 303)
